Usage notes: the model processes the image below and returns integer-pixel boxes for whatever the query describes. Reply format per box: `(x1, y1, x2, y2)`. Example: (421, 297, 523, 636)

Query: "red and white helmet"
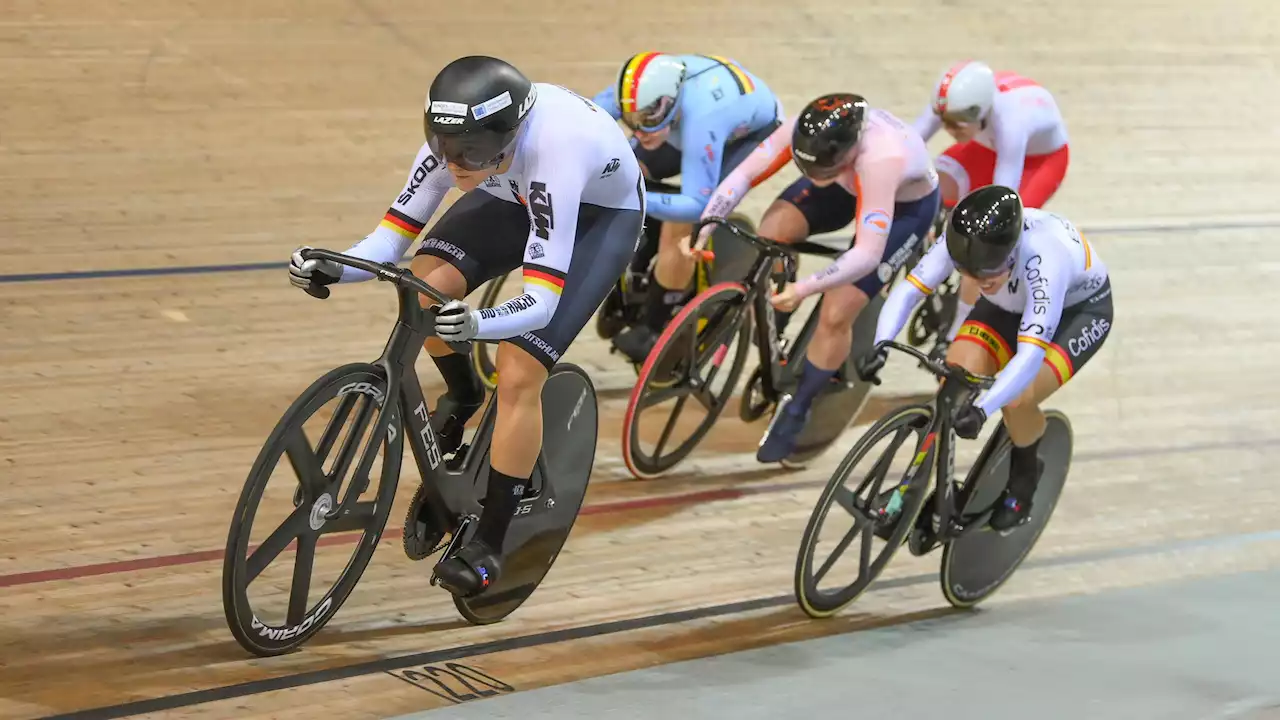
(931, 61, 996, 123)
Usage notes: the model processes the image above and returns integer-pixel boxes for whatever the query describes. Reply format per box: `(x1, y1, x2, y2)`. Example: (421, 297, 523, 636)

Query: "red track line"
(0, 484, 758, 589)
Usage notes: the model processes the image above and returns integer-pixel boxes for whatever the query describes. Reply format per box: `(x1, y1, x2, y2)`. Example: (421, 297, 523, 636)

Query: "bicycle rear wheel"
(222, 364, 402, 656)
(454, 363, 599, 624)
(939, 410, 1074, 608)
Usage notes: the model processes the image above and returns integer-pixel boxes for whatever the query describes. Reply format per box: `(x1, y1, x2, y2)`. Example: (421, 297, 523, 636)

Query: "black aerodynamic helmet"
(791, 92, 868, 180)
(423, 56, 537, 171)
(946, 185, 1024, 277)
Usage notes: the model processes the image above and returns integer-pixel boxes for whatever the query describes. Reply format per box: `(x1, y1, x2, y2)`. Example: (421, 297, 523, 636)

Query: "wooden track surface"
(1, 0, 1278, 717)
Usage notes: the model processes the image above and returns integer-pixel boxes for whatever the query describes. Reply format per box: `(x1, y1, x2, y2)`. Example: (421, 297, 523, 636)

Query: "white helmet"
(931, 61, 996, 123)
(616, 53, 687, 132)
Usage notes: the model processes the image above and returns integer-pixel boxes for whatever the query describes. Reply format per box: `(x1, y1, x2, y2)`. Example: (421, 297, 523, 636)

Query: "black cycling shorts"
(778, 181, 940, 298)
(414, 190, 643, 370)
(955, 279, 1114, 385)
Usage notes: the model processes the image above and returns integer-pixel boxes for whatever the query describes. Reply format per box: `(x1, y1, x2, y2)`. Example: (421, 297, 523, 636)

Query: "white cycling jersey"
(335, 83, 642, 340)
(875, 208, 1109, 414)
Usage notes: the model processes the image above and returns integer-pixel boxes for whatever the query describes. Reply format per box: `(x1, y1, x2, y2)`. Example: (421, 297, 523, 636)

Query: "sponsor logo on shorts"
(421, 237, 465, 260)
(878, 233, 922, 282)
(519, 332, 561, 363)
(1067, 317, 1111, 358)
(1069, 274, 1105, 295)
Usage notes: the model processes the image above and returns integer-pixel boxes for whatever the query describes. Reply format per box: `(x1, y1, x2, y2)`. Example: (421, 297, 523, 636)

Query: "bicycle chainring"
(402, 481, 451, 561)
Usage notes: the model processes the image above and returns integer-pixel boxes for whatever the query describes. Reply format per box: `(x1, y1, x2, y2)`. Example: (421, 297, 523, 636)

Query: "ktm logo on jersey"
(528, 182, 554, 241)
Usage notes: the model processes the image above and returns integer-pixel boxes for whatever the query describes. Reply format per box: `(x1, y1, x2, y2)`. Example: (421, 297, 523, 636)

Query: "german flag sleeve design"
(522, 264, 566, 296)
(378, 208, 426, 241)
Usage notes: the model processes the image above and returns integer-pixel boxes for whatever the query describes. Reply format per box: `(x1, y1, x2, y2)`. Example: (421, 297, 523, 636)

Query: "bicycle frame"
(877, 341, 995, 540)
(301, 249, 492, 530)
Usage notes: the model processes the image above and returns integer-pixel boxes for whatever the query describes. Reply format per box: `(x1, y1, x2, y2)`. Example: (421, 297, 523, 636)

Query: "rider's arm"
(911, 106, 942, 143)
(791, 153, 906, 298)
(591, 85, 624, 121)
(699, 117, 795, 225)
(338, 142, 453, 283)
(646, 114, 732, 223)
(974, 240, 1073, 415)
(872, 235, 956, 345)
(472, 155, 591, 340)
(991, 108, 1031, 191)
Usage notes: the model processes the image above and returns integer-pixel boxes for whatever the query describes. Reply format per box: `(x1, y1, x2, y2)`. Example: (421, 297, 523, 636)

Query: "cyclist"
(287, 56, 644, 597)
(692, 93, 940, 463)
(911, 60, 1071, 354)
(859, 185, 1112, 531)
(592, 52, 783, 363)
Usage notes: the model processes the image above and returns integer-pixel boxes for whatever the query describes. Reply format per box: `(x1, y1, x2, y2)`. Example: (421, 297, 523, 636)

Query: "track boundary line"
(4, 216, 1278, 285)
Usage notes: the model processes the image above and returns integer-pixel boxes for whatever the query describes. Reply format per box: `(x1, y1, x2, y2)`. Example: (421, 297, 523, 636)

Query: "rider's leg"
(629, 123, 784, 349)
(474, 342, 548, 549)
(755, 198, 812, 336)
(760, 175, 857, 340)
(788, 185, 939, 416)
(434, 200, 644, 594)
(410, 193, 531, 452)
(644, 219, 696, 326)
(954, 283, 1112, 530)
(1016, 144, 1071, 209)
(611, 150, 683, 362)
(759, 188, 936, 463)
(791, 283, 869, 406)
(410, 253, 487, 455)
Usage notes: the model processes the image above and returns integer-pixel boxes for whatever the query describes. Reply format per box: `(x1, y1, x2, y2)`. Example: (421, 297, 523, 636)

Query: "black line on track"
(40, 527, 1280, 720)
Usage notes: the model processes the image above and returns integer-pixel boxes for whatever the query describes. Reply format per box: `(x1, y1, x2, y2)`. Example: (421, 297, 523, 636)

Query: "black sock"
(789, 359, 837, 416)
(1008, 436, 1042, 498)
(431, 352, 484, 407)
(477, 467, 526, 550)
(643, 279, 680, 332)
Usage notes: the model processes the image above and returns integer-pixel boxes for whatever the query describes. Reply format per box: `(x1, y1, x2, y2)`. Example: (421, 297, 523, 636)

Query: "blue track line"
(2, 218, 1275, 285)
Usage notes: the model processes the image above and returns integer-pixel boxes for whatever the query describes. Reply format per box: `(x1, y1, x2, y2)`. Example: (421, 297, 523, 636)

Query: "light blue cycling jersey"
(593, 55, 781, 223)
